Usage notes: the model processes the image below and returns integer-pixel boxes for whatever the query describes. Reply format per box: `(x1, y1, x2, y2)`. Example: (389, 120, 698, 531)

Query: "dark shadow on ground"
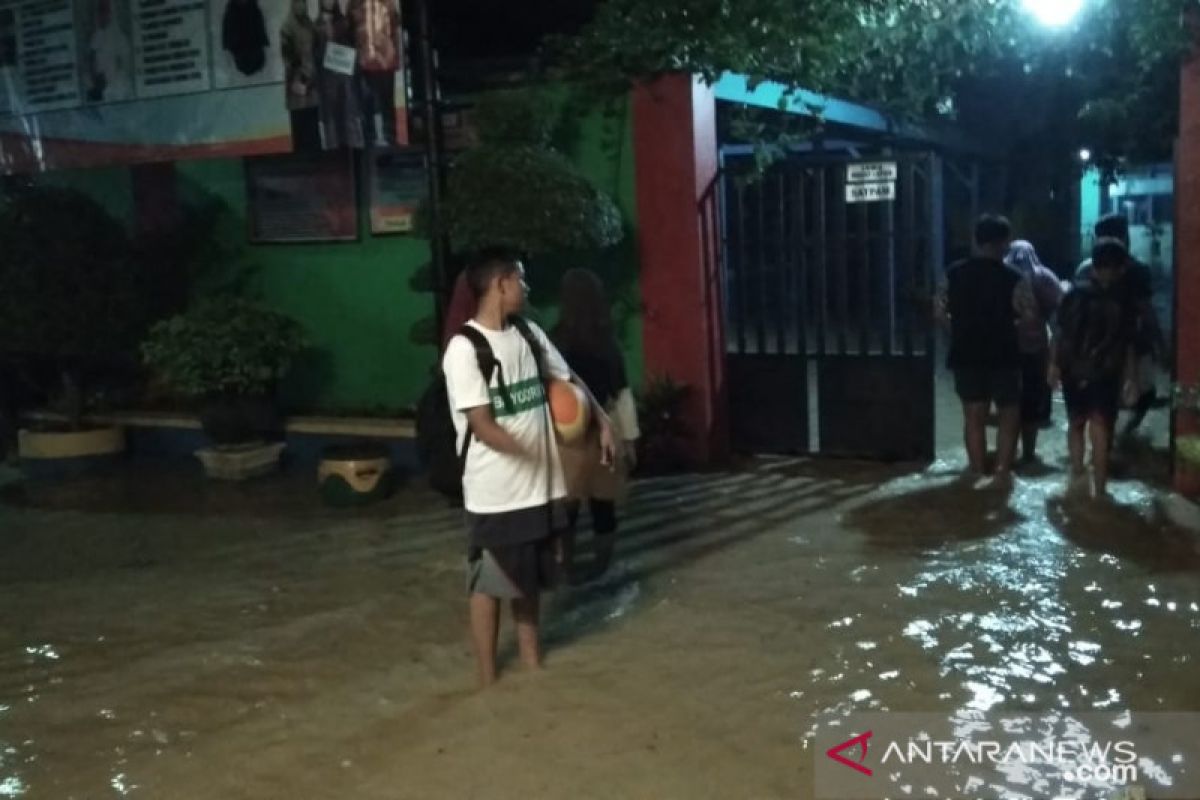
(845, 479, 1024, 550)
(0, 460, 438, 520)
(1110, 432, 1173, 487)
(541, 458, 886, 650)
(1045, 496, 1200, 574)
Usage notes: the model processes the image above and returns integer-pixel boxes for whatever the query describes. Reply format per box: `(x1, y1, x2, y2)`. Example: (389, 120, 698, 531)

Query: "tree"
(558, 0, 1198, 171)
(437, 88, 623, 255)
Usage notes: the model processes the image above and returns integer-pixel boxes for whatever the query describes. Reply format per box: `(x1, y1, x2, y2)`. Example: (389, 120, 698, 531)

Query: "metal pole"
(413, 0, 449, 337)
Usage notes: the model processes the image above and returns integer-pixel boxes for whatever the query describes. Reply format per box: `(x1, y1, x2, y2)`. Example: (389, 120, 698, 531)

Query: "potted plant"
(141, 298, 307, 479)
(636, 375, 692, 476)
(1172, 382, 1200, 497)
(0, 186, 152, 473)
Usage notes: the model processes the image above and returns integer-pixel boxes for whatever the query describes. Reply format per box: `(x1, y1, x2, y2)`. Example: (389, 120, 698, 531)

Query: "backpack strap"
(507, 316, 560, 526)
(508, 315, 547, 385)
(456, 324, 501, 470)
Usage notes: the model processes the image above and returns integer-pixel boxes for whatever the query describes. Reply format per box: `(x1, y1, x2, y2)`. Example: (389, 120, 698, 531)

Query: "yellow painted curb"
(18, 426, 126, 460)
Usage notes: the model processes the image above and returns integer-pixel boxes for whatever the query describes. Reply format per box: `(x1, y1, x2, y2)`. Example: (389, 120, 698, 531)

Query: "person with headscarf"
(551, 268, 639, 582)
(280, 0, 320, 151)
(1005, 239, 1067, 465)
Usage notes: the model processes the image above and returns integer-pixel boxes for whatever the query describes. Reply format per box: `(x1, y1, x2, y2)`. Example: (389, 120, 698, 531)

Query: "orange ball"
(547, 380, 590, 443)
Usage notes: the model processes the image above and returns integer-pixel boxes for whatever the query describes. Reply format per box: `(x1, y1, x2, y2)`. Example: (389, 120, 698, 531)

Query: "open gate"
(722, 152, 941, 461)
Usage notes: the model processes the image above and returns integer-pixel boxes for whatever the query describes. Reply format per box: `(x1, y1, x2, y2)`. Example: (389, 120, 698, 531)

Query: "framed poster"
(246, 150, 358, 243)
(368, 147, 426, 235)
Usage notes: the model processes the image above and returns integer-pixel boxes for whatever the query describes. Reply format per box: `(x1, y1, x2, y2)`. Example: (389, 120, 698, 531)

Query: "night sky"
(427, 0, 597, 61)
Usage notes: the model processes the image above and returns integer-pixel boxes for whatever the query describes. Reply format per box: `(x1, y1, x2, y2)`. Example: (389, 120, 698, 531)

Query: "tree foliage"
(141, 299, 308, 399)
(558, 0, 1199, 167)
(0, 186, 145, 363)
(437, 89, 624, 255)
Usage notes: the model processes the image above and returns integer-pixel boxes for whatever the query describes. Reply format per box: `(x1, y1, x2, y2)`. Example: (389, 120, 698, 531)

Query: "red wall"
(633, 75, 728, 464)
(1177, 53, 1200, 492)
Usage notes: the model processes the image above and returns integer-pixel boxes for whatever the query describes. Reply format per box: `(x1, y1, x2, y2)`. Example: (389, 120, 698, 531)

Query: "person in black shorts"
(1051, 238, 1138, 499)
(945, 215, 1037, 486)
(1075, 214, 1165, 436)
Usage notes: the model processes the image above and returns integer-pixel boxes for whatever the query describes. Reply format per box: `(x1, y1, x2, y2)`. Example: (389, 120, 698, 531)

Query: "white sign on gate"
(847, 161, 899, 183)
(846, 181, 897, 204)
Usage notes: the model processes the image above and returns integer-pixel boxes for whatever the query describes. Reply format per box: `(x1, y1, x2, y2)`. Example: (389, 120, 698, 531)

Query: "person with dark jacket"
(551, 269, 640, 582)
(1074, 214, 1165, 436)
(944, 215, 1036, 487)
(1053, 238, 1139, 499)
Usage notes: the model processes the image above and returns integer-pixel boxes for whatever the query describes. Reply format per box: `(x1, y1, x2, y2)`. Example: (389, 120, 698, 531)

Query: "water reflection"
(1, 443, 1198, 797)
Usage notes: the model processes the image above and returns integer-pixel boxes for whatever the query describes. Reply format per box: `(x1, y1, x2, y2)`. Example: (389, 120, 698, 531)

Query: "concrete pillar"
(1176, 52, 1200, 493)
(632, 74, 728, 465)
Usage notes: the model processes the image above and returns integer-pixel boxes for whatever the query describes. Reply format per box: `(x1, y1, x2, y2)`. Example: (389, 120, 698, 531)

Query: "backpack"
(1057, 286, 1127, 383)
(415, 316, 546, 503)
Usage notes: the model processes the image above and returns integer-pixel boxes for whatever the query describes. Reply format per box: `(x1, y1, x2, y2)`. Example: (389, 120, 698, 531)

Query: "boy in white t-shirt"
(443, 248, 616, 687)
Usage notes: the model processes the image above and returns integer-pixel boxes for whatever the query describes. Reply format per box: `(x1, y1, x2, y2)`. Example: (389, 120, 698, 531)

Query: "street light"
(1022, 0, 1085, 28)
(1079, 148, 1092, 163)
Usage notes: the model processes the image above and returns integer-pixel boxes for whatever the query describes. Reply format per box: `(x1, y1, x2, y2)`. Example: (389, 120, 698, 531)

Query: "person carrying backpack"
(1051, 238, 1139, 500)
(442, 247, 616, 687)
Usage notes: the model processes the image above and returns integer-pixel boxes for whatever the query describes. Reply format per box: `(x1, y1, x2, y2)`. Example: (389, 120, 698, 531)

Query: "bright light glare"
(1022, 0, 1084, 28)
(1079, 148, 1092, 162)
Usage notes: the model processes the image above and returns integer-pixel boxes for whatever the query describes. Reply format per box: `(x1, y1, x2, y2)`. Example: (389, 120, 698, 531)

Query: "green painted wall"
(33, 88, 641, 414)
(562, 94, 643, 390)
(525, 92, 642, 390)
(43, 166, 135, 225)
(173, 158, 432, 415)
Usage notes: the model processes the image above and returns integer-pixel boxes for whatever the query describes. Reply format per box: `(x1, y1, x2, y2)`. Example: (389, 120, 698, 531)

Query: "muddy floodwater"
(1, 398, 1198, 799)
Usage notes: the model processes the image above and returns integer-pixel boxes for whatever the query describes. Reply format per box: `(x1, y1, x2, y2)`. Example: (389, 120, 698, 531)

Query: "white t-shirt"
(442, 319, 572, 514)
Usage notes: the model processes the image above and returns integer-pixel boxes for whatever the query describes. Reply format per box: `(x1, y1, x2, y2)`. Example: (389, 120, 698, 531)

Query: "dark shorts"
(465, 503, 565, 599)
(1063, 378, 1121, 424)
(466, 539, 560, 599)
(954, 367, 1021, 408)
(1019, 351, 1052, 425)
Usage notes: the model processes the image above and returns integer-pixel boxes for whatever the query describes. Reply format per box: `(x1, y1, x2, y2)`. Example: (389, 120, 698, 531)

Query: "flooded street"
(2, 397, 1199, 799)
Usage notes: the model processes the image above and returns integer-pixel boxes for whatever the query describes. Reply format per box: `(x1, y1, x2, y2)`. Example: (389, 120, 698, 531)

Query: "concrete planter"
(318, 443, 395, 506)
(195, 441, 286, 481)
(17, 424, 125, 477)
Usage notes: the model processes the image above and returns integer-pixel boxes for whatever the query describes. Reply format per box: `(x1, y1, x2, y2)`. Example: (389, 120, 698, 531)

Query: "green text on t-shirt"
(490, 377, 545, 418)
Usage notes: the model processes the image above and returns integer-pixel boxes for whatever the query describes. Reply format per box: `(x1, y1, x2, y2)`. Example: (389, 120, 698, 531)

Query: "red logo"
(826, 731, 874, 776)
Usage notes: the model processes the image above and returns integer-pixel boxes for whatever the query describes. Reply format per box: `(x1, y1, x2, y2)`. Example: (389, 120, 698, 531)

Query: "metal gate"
(722, 152, 940, 461)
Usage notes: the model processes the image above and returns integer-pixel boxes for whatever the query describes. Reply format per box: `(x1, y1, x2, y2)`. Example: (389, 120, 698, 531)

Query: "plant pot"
(200, 395, 283, 446)
(195, 441, 286, 481)
(17, 424, 125, 477)
(1175, 436, 1200, 496)
(318, 443, 396, 507)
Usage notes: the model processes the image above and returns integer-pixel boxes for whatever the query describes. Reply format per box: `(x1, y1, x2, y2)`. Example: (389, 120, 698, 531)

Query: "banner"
(0, 0, 407, 174)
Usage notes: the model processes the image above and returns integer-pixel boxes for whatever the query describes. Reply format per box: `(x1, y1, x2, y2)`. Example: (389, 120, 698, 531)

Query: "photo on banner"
(0, 0, 406, 173)
(280, 0, 407, 153)
(76, 0, 135, 104)
(210, 0, 285, 89)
